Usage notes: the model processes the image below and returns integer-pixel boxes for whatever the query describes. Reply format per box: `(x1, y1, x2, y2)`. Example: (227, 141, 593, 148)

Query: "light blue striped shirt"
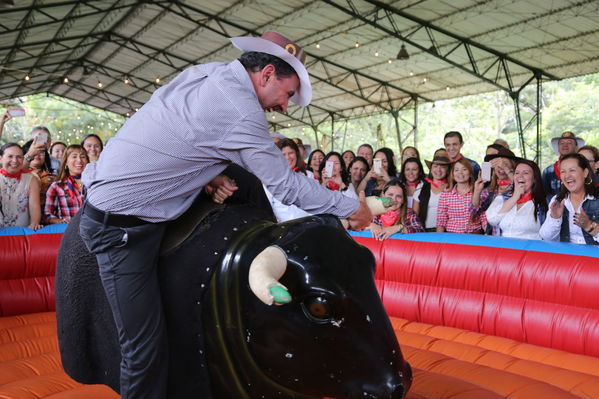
(83, 60, 358, 222)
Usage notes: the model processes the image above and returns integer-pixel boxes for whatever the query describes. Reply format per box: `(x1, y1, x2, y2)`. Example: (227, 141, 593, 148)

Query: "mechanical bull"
(56, 199, 412, 398)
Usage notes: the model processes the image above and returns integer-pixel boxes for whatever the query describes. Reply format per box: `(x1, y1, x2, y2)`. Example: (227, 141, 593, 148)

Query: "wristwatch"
(24, 154, 34, 162)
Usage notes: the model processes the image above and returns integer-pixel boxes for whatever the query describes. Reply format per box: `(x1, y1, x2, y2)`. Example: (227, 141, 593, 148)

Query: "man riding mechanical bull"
(63, 30, 412, 398)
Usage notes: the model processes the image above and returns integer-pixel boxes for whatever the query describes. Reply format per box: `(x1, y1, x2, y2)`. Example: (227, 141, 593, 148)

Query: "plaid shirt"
(437, 187, 485, 233)
(44, 180, 85, 221)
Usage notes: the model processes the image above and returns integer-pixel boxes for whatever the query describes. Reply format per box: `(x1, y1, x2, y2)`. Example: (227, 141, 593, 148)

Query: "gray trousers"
(79, 212, 167, 399)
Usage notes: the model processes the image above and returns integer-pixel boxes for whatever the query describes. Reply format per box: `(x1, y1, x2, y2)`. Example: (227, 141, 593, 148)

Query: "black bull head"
(56, 203, 412, 398)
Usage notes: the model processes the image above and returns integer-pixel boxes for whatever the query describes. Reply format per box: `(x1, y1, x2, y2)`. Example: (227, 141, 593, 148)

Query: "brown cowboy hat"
(484, 147, 517, 162)
(425, 155, 451, 170)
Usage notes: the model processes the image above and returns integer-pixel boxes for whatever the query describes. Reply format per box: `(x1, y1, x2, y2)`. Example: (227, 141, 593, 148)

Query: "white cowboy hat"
(230, 31, 312, 107)
(551, 131, 585, 154)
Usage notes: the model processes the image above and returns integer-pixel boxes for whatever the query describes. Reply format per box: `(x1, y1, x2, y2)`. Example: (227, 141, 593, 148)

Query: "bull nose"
(355, 383, 407, 399)
(390, 384, 406, 399)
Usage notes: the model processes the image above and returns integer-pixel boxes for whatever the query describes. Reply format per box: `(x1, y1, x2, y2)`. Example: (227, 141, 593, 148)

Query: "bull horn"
(248, 246, 291, 306)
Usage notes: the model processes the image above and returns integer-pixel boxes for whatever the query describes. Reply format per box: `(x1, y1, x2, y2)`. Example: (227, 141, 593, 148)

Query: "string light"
(24, 74, 30, 81)
(354, 41, 360, 48)
(422, 77, 427, 83)
(124, 77, 130, 84)
(409, 71, 414, 76)
(97, 81, 103, 88)
(387, 59, 393, 64)
(62, 77, 69, 84)
(315, 42, 320, 49)
(126, 112, 130, 117)
(135, 108, 139, 112)
(155, 77, 160, 84)
(287, 123, 291, 127)
(446, 86, 450, 91)
(271, 115, 275, 120)
(374, 51, 379, 57)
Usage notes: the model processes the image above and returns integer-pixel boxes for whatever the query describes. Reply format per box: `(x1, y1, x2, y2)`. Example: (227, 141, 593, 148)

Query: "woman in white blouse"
(486, 159, 547, 240)
(540, 154, 599, 244)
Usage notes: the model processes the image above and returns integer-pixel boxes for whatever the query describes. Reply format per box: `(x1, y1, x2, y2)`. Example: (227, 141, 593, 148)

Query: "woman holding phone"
(318, 152, 357, 199)
(471, 145, 516, 234)
(0, 143, 42, 230)
(359, 147, 397, 196)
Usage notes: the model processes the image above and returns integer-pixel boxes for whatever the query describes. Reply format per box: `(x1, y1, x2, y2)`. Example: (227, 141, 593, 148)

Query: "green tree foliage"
(0, 94, 125, 146)
(284, 73, 599, 169)
(2, 73, 597, 172)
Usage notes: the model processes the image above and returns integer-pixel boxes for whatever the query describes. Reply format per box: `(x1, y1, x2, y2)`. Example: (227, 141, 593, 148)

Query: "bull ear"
(248, 246, 291, 306)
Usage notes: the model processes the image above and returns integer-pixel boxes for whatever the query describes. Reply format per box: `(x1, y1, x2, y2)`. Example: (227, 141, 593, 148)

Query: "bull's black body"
(56, 201, 412, 398)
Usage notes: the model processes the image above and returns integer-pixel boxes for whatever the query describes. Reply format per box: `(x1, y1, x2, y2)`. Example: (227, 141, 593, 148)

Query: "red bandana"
(451, 154, 463, 163)
(380, 209, 400, 227)
(554, 160, 561, 180)
(326, 180, 340, 191)
(405, 180, 420, 187)
(517, 191, 533, 204)
(425, 177, 446, 188)
(1, 169, 33, 182)
(497, 179, 511, 186)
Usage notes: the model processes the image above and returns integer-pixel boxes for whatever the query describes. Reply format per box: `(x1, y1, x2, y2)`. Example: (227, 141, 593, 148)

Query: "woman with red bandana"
(370, 179, 424, 240)
(276, 138, 306, 175)
(413, 155, 450, 232)
(0, 143, 42, 229)
(471, 145, 517, 234)
(319, 152, 358, 199)
(45, 145, 88, 224)
(399, 157, 425, 209)
(486, 159, 547, 240)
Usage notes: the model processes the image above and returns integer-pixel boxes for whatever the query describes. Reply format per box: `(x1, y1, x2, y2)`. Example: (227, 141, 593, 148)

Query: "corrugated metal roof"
(1, 0, 598, 126)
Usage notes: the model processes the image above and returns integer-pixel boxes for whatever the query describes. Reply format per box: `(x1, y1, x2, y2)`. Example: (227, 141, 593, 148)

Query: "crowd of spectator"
(276, 128, 599, 246)
(0, 110, 102, 230)
(1, 108, 598, 246)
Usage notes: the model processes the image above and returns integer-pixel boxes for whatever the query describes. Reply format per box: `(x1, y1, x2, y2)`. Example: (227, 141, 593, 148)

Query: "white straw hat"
(230, 31, 312, 107)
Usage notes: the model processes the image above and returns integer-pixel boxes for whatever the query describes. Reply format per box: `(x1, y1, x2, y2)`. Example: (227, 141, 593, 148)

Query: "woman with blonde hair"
(45, 145, 89, 224)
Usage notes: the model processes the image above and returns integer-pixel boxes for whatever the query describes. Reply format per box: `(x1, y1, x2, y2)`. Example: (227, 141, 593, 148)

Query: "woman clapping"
(540, 154, 599, 244)
(486, 159, 547, 240)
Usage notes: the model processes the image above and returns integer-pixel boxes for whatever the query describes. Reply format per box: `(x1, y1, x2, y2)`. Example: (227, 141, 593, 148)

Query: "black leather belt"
(83, 202, 149, 228)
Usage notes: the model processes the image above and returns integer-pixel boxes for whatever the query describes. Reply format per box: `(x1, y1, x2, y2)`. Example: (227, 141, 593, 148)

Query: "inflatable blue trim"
(349, 231, 599, 258)
(1, 224, 596, 258)
(0, 224, 68, 236)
